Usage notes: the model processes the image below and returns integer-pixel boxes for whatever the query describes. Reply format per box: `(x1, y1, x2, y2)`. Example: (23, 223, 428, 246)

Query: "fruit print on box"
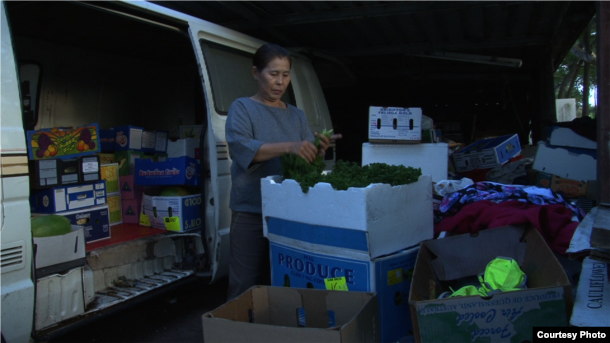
(27, 123, 100, 160)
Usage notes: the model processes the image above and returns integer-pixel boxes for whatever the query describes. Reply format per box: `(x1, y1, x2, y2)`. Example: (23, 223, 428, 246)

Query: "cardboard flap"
(299, 289, 332, 328)
(325, 291, 371, 328)
(251, 286, 271, 324)
(268, 287, 303, 327)
(426, 226, 526, 281)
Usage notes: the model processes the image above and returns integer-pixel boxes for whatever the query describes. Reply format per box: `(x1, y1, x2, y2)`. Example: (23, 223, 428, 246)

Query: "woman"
(224, 43, 339, 300)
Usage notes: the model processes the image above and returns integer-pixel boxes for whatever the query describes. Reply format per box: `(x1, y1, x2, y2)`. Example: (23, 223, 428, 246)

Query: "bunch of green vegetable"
(280, 129, 333, 180)
(283, 159, 422, 193)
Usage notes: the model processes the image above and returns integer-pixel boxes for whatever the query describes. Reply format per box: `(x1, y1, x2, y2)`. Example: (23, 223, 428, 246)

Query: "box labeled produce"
(262, 174, 433, 259)
(114, 150, 153, 176)
(271, 242, 419, 342)
(114, 125, 143, 151)
(27, 123, 100, 160)
(99, 128, 115, 152)
(369, 107, 422, 143)
(135, 156, 200, 186)
(452, 134, 521, 173)
(141, 194, 202, 232)
(30, 181, 107, 214)
(408, 225, 573, 343)
(101, 163, 119, 194)
(202, 286, 380, 343)
(57, 204, 111, 243)
(122, 198, 141, 224)
(106, 193, 123, 226)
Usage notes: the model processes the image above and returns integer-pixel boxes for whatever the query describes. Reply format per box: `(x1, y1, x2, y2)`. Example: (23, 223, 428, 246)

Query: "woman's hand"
(314, 132, 343, 157)
(290, 140, 318, 163)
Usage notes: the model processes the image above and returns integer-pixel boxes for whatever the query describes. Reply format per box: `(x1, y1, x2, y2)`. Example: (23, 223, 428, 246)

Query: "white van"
(0, 1, 334, 341)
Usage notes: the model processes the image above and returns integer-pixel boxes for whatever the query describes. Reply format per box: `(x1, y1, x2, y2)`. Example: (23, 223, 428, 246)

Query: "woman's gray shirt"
(225, 97, 314, 213)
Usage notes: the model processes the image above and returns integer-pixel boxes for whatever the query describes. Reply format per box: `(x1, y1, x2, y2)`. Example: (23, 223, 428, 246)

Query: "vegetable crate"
(261, 174, 433, 259)
(27, 123, 101, 160)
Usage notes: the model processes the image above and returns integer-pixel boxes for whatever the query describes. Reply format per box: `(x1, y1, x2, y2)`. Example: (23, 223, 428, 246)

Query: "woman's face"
(253, 57, 291, 104)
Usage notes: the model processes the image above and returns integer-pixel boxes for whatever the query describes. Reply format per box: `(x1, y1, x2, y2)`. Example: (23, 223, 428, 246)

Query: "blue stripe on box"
(266, 217, 369, 252)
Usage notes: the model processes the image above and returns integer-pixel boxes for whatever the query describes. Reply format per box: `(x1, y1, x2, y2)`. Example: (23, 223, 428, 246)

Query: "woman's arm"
(253, 140, 318, 163)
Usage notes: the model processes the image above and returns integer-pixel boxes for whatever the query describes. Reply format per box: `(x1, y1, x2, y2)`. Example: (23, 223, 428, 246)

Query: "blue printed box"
(135, 156, 200, 186)
(452, 134, 521, 172)
(27, 123, 100, 160)
(268, 217, 419, 343)
(30, 181, 107, 214)
(114, 125, 143, 151)
(141, 194, 202, 232)
(58, 204, 111, 243)
(99, 129, 115, 152)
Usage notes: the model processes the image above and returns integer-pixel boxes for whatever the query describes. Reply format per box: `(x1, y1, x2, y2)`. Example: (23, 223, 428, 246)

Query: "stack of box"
(532, 126, 597, 198)
(261, 173, 433, 342)
(135, 138, 202, 232)
(363, 106, 449, 183)
(28, 123, 111, 244)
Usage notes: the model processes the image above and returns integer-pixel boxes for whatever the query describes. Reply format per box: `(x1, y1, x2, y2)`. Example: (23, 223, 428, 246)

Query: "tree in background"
(554, 15, 597, 118)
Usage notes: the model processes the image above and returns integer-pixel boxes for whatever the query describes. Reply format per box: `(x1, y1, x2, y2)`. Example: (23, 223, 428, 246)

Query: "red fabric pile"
(434, 200, 579, 255)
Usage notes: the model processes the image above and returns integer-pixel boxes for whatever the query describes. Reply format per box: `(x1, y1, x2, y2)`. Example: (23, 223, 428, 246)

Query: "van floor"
(48, 277, 229, 343)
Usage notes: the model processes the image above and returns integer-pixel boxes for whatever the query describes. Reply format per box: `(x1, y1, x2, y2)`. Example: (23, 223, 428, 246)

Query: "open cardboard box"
(202, 286, 379, 343)
(408, 225, 573, 343)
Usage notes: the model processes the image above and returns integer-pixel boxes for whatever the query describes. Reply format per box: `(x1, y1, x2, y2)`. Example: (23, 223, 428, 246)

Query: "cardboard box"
(135, 156, 200, 186)
(570, 257, 609, 327)
(122, 198, 141, 224)
(119, 175, 144, 200)
(532, 141, 597, 181)
(452, 134, 521, 173)
(262, 175, 433, 259)
(101, 163, 119, 194)
(167, 138, 199, 159)
(106, 193, 123, 226)
(114, 150, 153, 176)
(202, 286, 380, 343)
(56, 204, 111, 243)
(99, 128, 115, 152)
(368, 107, 422, 143)
(114, 125, 143, 151)
(79, 155, 101, 183)
(535, 171, 588, 198)
(141, 193, 202, 232)
(26, 123, 101, 160)
(362, 142, 448, 182)
(30, 181, 107, 214)
(29, 159, 61, 189)
(270, 241, 419, 342)
(98, 153, 115, 165)
(408, 225, 573, 343)
(549, 126, 596, 150)
(32, 224, 85, 270)
(35, 267, 85, 330)
(155, 131, 168, 153)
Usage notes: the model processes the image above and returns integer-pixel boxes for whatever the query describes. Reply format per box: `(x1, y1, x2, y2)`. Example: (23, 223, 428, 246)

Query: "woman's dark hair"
(253, 44, 292, 71)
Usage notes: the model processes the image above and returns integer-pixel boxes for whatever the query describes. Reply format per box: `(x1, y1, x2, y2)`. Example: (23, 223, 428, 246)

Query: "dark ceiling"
(151, 1, 596, 88)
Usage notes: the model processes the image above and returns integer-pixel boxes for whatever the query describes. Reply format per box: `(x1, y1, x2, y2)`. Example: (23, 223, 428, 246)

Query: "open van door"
(1, 2, 35, 342)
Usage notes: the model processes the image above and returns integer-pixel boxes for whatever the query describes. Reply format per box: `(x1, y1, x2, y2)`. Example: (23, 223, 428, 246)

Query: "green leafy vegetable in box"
(280, 131, 422, 193)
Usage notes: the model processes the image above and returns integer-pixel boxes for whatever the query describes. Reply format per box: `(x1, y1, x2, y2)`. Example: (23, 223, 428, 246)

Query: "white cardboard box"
(362, 142, 448, 182)
(549, 126, 597, 150)
(368, 107, 422, 143)
(570, 257, 609, 327)
(261, 175, 433, 259)
(32, 225, 85, 269)
(167, 138, 198, 159)
(532, 141, 597, 181)
(35, 267, 85, 330)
